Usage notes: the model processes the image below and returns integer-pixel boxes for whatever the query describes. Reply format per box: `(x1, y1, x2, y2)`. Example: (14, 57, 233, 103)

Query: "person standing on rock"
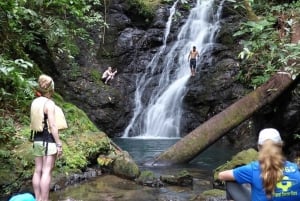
(188, 46, 199, 76)
(102, 66, 117, 85)
(218, 128, 300, 201)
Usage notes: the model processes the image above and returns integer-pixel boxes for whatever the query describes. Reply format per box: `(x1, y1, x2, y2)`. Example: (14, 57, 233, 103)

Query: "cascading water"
(123, 0, 223, 138)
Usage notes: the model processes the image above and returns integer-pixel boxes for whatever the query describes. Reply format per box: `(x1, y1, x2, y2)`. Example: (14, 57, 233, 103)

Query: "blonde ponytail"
(37, 74, 54, 97)
(258, 139, 285, 196)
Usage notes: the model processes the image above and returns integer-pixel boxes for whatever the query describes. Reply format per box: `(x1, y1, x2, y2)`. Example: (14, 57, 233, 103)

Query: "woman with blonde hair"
(30, 74, 67, 201)
(218, 128, 300, 201)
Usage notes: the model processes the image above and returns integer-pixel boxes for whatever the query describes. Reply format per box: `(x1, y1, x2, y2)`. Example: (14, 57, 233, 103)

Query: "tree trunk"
(151, 72, 293, 166)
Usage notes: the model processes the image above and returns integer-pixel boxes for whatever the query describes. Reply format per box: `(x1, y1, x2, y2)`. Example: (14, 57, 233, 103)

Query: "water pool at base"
(50, 138, 237, 201)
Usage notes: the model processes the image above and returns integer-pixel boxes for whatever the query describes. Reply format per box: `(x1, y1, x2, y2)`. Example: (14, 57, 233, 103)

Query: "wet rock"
(135, 170, 164, 187)
(212, 148, 258, 189)
(51, 168, 102, 191)
(194, 189, 227, 201)
(160, 170, 193, 186)
(112, 152, 140, 179)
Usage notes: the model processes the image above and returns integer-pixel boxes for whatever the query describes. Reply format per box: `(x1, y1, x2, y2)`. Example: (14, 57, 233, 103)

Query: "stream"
(50, 138, 237, 201)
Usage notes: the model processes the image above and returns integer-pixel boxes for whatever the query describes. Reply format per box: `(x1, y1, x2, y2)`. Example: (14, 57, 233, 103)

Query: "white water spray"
(123, 0, 223, 138)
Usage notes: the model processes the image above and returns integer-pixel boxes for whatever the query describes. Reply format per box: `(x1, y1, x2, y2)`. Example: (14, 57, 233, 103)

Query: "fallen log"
(151, 72, 293, 166)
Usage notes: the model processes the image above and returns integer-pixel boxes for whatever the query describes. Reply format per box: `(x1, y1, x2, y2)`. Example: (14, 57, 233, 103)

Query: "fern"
(0, 57, 36, 108)
(0, 149, 11, 158)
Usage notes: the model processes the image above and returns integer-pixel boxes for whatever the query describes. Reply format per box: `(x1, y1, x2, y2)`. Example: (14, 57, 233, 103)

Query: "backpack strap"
(42, 100, 50, 155)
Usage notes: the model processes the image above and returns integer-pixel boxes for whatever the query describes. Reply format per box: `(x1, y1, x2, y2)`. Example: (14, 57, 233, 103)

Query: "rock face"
(33, 0, 300, 152)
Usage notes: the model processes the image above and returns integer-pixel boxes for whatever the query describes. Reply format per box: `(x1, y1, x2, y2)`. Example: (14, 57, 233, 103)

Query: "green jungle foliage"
(0, 0, 106, 104)
(233, 1, 300, 88)
(0, 0, 106, 108)
(126, 0, 190, 24)
(127, 0, 161, 22)
(0, 0, 106, 182)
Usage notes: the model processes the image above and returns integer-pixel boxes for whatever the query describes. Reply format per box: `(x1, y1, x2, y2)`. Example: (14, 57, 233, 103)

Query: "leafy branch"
(234, 2, 300, 88)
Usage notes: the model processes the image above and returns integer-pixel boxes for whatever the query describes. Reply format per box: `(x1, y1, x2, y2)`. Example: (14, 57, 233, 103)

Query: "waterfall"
(123, 0, 223, 138)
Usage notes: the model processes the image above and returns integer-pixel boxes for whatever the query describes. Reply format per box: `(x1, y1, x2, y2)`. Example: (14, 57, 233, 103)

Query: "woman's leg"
(32, 157, 43, 201)
(226, 181, 251, 201)
(40, 155, 56, 201)
(105, 76, 112, 84)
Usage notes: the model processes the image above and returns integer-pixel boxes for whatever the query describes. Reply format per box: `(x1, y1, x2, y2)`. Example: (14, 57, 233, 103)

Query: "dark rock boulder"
(160, 170, 193, 187)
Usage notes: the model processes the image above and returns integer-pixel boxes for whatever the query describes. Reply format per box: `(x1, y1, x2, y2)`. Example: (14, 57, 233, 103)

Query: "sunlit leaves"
(14, 59, 33, 69)
(280, 42, 300, 80)
(238, 47, 253, 60)
(97, 155, 113, 166)
(1, 0, 105, 64)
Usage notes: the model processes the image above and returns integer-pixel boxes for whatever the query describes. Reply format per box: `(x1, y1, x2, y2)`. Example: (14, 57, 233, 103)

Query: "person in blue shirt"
(218, 128, 300, 201)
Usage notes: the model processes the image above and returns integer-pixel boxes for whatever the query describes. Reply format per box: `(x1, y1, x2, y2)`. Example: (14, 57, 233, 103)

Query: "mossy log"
(151, 72, 293, 166)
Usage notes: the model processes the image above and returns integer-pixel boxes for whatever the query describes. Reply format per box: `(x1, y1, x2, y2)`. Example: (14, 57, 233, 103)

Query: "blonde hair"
(37, 74, 54, 97)
(258, 139, 285, 197)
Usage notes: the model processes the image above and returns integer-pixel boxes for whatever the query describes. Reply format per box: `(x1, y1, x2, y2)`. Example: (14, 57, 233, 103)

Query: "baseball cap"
(258, 128, 282, 145)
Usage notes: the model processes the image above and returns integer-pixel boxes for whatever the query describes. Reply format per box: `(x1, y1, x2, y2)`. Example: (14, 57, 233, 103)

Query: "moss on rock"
(135, 170, 156, 185)
(213, 148, 258, 188)
(112, 152, 140, 180)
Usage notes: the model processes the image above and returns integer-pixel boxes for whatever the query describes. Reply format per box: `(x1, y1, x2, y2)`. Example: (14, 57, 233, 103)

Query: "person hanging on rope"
(188, 46, 200, 76)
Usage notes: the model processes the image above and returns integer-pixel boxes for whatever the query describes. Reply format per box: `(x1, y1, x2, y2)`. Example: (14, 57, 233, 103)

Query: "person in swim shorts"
(188, 46, 199, 76)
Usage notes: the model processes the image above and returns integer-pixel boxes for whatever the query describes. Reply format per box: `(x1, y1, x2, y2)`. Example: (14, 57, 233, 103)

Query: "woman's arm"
(102, 70, 108, 78)
(108, 70, 114, 76)
(218, 170, 235, 181)
(45, 100, 61, 146)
